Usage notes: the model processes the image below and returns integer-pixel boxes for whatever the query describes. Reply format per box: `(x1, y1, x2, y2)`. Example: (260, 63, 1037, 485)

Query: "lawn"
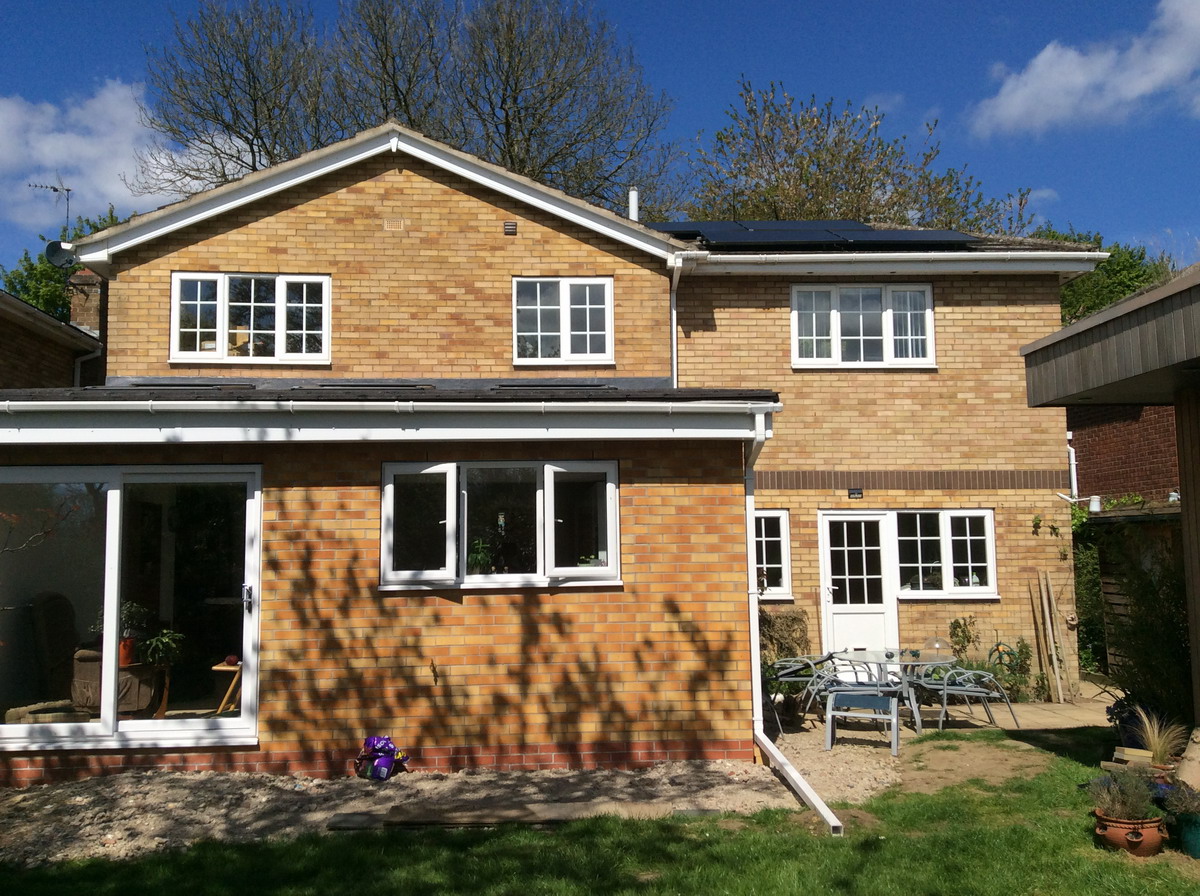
(3, 728, 1197, 895)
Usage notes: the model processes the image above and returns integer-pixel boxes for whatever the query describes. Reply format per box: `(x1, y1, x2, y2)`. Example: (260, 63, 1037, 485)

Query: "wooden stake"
(1044, 569, 1075, 699)
(1029, 582, 1052, 687)
(1041, 571, 1065, 703)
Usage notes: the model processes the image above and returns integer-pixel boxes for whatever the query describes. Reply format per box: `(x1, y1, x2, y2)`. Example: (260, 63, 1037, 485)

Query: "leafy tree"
(687, 81, 1030, 234)
(1030, 225, 1174, 324)
(0, 206, 124, 322)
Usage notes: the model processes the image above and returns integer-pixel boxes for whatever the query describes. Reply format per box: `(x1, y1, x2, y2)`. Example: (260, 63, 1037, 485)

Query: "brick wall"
(0, 321, 79, 388)
(1068, 405, 1179, 503)
(677, 273, 1076, 668)
(103, 155, 672, 380)
(0, 438, 756, 785)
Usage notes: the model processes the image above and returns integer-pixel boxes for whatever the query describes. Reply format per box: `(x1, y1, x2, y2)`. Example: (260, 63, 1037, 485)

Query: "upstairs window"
(171, 272, 331, 363)
(513, 277, 614, 364)
(791, 284, 934, 368)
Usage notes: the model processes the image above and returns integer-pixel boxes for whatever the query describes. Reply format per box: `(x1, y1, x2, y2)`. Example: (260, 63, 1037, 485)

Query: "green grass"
(3, 728, 1196, 896)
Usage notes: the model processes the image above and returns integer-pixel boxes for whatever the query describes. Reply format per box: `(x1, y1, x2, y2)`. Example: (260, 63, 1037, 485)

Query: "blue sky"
(1, 0, 1197, 273)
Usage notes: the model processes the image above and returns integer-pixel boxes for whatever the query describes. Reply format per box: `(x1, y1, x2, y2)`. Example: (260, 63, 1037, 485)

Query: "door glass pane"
(120, 482, 247, 719)
(465, 467, 537, 575)
(0, 481, 108, 726)
(828, 519, 882, 605)
(553, 470, 609, 569)
(392, 472, 450, 572)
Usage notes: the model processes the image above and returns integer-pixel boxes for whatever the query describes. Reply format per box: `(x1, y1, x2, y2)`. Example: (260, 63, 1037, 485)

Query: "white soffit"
(73, 125, 682, 266)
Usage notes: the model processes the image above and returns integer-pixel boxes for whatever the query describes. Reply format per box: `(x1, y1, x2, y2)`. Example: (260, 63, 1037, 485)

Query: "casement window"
(381, 461, 619, 587)
(171, 272, 331, 363)
(754, 510, 792, 598)
(791, 284, 934, 368)
(896, 510, 995, 595)
(513, 277, 614, 364)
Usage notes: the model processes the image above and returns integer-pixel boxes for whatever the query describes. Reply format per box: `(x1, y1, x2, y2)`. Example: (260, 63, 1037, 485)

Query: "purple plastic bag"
(354, 735, 408, 780)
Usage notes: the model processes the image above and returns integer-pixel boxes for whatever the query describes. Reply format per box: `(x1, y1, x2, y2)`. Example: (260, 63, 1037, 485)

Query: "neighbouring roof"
(1023, 264, 1200, 406)
(0, 289, 99, 352)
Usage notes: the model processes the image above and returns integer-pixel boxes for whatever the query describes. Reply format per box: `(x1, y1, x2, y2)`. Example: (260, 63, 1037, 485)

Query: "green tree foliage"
(687, 81, 1031, 233)
(131, 0, 680, 214)
(0, 206, 124, 322)
(1030, 225, 1174, 324)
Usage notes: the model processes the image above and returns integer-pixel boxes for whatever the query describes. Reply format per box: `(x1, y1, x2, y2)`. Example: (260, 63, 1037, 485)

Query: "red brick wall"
(0, 438, 756, 785)
(0, 321, 78, 387)
(1068, 405, 1179, 503)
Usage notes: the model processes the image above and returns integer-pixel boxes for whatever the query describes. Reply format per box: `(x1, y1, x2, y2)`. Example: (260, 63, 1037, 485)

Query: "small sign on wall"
(848, 488, 864, 500)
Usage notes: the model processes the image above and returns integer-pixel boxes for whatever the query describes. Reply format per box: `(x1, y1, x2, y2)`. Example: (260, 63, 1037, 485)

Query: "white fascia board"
(0, 400, 780, 445)
(75, 129, 679, 265)
(690, 250, 1107, 276)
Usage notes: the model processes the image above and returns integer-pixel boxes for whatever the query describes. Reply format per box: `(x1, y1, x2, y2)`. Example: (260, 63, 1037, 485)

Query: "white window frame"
(512, 276, 615, 365)
(894, 509, 998, 599)
(380, 460, 620, 588)
(790, 283, 935, 369)
(0, 465, 262, 752)
(754, 509, 792, 600)
(170, 272, 332, 364)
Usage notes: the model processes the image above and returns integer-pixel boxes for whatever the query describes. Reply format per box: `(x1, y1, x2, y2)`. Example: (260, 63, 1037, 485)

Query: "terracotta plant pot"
(118, 636, 137, 667)
(1093, 811, 1167, 857)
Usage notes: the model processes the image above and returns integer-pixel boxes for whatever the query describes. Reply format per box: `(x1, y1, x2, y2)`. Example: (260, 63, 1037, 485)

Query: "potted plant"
(93, 602, 155, 666)
(1129, 706, 1189, 765)
(1165, 783, 1200, 858)
(138, 627, 185, 720)
(1088, 766, 1168, 856)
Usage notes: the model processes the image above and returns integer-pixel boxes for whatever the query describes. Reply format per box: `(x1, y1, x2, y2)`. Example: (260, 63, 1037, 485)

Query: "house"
(1022, 264, 1200, 759)
(0, 287, 100, 388)
(0, 123, 1103, 785)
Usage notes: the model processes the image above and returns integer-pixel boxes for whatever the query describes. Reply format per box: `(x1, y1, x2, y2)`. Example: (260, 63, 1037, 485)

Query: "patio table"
(831, 649, 955, 735)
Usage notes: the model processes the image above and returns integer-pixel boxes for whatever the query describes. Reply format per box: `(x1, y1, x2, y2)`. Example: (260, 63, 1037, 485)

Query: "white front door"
(819, 512, 899, 651)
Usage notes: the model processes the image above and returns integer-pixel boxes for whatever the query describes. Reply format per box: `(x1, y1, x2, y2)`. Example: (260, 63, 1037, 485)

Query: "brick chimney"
(69, 268, 105, 337)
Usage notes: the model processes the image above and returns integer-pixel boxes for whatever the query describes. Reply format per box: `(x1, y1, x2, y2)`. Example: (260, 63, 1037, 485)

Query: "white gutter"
(692, 250, 1105, 276)
(742, 411, 843, 835)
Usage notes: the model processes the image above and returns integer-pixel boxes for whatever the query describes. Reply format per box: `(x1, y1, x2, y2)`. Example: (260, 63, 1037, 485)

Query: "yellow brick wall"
(104, 155, 672, 381)
(677, 274, 1067, 468)
(4, 439, 755, 772)
(677, 273, 1077, 676)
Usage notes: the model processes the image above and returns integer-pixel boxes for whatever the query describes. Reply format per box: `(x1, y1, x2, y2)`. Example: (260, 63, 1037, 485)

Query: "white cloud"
(0, 80, 178, 238)
(971, 0, 1200, 137)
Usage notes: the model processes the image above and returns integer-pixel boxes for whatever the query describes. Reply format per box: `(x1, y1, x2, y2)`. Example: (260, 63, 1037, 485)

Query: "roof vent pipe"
(628, 187, 639, 222)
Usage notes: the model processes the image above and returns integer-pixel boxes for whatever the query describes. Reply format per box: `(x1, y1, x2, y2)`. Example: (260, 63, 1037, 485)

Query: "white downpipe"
(669, 256, 682, 387)
(743, 416, 843, 835)
(1067, 430, 1078, 499)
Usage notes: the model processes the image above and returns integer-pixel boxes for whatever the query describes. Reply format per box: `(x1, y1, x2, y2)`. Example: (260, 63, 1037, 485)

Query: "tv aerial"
(28, 174, 73, 232)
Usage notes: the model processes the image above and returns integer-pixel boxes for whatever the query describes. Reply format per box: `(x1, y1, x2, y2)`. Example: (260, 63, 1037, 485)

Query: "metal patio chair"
(764, 652, 838, 731)
(821, 658, 904, 756)
(914, 665, 1020, 730)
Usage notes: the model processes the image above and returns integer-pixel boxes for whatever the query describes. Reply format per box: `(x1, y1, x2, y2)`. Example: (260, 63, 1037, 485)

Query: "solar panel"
(650, 220, 978, 250)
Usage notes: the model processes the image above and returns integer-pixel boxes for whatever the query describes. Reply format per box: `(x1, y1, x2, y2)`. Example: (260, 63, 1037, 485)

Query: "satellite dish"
(45, 240, 77, 268)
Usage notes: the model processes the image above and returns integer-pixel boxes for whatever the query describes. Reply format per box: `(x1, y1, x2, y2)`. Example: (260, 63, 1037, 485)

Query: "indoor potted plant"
(1088, 766, 1168, 856)
(138, 627, 185, 719)
(1165, 783, 1200, 859)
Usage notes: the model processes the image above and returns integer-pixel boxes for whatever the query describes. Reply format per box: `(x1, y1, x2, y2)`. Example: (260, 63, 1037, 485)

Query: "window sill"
(380, 577, 624, 592)
(898, 592, 1000, 602)
(758, 592, 794, 602)
(513, 359, 616, 367)
(791, 362, 938, 372)
(170, 357, 332, 366)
